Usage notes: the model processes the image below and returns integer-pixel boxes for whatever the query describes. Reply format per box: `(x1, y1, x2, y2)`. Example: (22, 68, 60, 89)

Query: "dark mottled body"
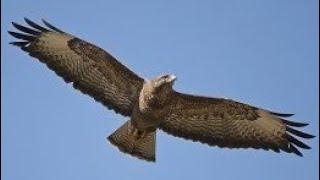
(131, 78, 175, 132)
(8, 18, 314, 162)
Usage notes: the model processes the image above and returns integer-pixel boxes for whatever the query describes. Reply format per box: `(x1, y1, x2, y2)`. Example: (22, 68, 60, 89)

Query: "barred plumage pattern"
(9, 18, 315, 161)
(9, 18, 144, 116)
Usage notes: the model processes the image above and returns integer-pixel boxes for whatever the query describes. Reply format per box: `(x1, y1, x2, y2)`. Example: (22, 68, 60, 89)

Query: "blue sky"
(2, 0, 318, 180)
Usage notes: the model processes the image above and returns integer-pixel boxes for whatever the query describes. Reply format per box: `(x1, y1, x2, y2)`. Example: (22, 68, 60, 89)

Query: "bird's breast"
(132, 102, 168, 131)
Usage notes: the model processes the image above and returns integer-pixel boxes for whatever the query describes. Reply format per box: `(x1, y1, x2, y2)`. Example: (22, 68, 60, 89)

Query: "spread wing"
(8, 18, 144, 116)
(160, 92, 314, 156)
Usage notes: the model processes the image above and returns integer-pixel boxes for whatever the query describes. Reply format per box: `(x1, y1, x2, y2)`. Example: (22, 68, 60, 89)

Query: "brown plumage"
(8, 18, 314, 162)
(9, 18, 143, 116)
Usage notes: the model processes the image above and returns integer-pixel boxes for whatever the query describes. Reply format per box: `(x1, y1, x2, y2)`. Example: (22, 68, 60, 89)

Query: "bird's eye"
(162, 75, 169, 79)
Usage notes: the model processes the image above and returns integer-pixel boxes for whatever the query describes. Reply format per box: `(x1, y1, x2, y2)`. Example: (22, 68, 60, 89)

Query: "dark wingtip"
(24, 17, 32, 23)
(287, 126, 315, 139)
(23, 17, 32, 24)
(289, 144, 303, 157)
(287, 134, 311, 149)
(12, 21, 41, 35)
(282, 119, 309, 127)
(9, 41, 29, 47)
(8, 31, 35, 41)
(8, 30, 14, 35)
(272, 112, 295, 117)
(11, 22, 19, 27)
(24, 17, 49, 32)
(41, 18, 65, 33)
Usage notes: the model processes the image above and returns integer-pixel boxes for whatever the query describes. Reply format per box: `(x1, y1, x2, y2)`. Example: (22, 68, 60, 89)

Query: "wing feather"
(9, 18, 144, 116)
(160, 92, 314, 156)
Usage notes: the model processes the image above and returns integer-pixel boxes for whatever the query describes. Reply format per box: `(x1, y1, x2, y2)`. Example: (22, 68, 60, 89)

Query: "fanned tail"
(107, 120, 156, 162)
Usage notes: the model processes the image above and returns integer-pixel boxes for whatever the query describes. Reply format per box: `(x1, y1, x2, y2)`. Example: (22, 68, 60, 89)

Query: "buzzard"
(8, 18, 314, 162)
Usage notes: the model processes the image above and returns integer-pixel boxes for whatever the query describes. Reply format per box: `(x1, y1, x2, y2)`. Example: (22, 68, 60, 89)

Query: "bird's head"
(143, 74, 177, 99)
(140, 74, 177, 110)
(152, 74, 177, 88)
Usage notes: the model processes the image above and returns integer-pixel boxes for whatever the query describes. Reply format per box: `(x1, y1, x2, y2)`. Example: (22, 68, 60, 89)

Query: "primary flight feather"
(8, 18, 314, 162)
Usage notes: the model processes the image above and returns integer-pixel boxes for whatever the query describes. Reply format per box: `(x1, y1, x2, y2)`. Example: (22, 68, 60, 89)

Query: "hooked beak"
(167, 75, 177, 82)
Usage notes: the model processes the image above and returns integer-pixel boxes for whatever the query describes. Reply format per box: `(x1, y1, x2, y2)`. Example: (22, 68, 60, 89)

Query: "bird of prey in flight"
(8, 18, 314, 162)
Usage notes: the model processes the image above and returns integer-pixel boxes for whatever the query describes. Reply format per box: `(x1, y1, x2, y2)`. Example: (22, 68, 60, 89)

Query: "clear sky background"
(2, 0, 319, 180)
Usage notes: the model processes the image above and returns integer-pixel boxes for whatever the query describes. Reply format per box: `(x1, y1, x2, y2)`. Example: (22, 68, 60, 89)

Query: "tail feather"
(107, 120, 156, 162)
